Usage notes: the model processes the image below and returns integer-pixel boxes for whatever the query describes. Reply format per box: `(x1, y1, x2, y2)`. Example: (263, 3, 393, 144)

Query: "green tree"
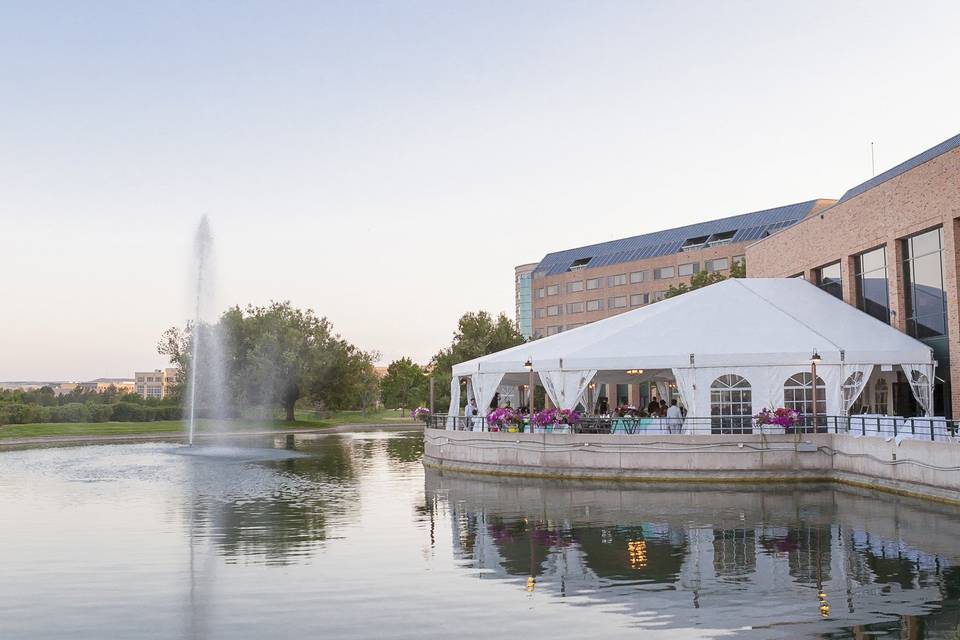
(430, 311, 526, 409)
(380, 358, 428, 411)
(664, 259, 746, 299)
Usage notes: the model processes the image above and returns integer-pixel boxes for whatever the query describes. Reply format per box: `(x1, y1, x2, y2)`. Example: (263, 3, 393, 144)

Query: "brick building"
(516, 199, 835, 407)
(747, 133, 960, 418)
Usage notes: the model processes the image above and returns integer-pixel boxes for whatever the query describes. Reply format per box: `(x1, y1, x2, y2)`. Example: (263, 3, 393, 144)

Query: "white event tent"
(449, 278, 937, 422)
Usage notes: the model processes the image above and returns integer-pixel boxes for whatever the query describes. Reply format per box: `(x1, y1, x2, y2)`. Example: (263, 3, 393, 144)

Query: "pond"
(1, 430, 958, 639)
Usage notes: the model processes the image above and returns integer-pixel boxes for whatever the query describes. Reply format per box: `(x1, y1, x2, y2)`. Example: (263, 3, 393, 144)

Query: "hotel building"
(515, 199, 835, 406)
(135, 368, 179, 399)
(748, 133, 960, 418)
(514, 263, 537, 339)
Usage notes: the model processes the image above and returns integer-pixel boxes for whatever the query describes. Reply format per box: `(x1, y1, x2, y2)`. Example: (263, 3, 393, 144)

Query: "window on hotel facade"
(537, 288, 545, 299)
(732, 255, 746, 267)
(586, 299, 602, 312)
(704, 258, 729, 272)
(652, 291, 666, 302)
(535, 308, 545, 319)
(586, 277, 601, 290)
(567, 280, 584, 293)
(630, 270, 650, 284)
(566, 301, 584, 314)
(816, 262, 842, 299)
(608, 274, 627, 287)
(678, 262, 698, 277)
(903, 227, 947, 339)
(855, 246, 890, 323)
(546, 325, 561, 336)
(608, 296, 627, 309)
(783, 373, 826, 417)
(654, 266, 674, 280)
(710, 375, 752, 434)
(630, 293, 648, 307)
(533, 328, 544, 338)
(546, 305, 561, 316)
(546, 284, 560, 296)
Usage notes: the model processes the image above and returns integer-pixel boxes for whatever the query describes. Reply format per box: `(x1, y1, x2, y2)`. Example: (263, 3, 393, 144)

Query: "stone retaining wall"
(423, 428, 960, 504)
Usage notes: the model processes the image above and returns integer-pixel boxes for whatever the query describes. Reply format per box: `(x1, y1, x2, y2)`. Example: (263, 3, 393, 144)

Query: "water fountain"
(187, 216, 213, 446)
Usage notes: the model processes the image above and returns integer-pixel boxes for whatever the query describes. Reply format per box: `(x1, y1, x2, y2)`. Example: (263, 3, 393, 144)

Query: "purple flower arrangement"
(531, 408, 582, 427)
(487, 407, 523, 430)
(754, 407, 800, 431)
(411, 407, 431, 422)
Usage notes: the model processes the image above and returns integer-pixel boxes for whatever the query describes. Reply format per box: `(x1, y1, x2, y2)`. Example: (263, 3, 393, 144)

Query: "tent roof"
(452, 278, 933, 375)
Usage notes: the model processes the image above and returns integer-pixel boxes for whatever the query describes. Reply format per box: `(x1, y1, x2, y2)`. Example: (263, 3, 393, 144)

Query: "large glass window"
(535, 308, 545, 319)
(616, 384, 629, 406)
(630, 293, 648, 307)
(608, 296, 627, 309)
(567, 280, 584, 293)
(608, 274, 627, 287)
(678, 262, 698, 277)
(630, 270, 650, 284)
(566, 301, 584, 314)
(654, 266, 674, 280)
(710, 375, 752, 434)
(903, 227, 947, 339)
(586, 299, 602, 312)
(816, 262, 842, 299)
(874, 378, 889, 415)
(586, 278, 602, 290)
(546, 326, 561, 336)
(546, 284, 560, 296)
(855, 247, 889, 323)
(546, 305, 561, 317)
(704, 258, 729, 272)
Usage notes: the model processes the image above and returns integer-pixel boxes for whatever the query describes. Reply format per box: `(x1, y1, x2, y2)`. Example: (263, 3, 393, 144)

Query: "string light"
(627, 539, 648, 568)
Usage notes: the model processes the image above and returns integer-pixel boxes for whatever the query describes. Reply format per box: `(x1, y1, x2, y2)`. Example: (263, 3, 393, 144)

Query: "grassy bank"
(0, 408, 417, 440)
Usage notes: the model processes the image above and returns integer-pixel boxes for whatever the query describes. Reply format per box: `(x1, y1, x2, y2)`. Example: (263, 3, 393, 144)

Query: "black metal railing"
(425, 414, 959, 442)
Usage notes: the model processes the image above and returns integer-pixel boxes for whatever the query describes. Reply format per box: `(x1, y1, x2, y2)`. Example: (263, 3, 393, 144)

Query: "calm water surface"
(1, 430, 959, 639)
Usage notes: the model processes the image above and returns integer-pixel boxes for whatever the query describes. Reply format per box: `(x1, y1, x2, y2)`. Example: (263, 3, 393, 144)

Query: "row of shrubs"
(0, 402, 183, 425)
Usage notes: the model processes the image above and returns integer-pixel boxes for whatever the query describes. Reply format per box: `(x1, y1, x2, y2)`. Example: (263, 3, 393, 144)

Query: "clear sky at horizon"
(3, 0, 959, 381)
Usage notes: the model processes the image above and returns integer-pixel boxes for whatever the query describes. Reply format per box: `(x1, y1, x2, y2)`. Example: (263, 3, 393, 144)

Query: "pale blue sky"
(3, 0, 959, 380)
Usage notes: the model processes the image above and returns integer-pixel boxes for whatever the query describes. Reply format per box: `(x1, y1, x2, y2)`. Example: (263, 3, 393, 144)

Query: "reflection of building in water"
(432, 472, 960, 638)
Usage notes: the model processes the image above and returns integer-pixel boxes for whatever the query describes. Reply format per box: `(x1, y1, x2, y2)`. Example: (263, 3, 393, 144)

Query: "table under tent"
(447, 278, 940, 436)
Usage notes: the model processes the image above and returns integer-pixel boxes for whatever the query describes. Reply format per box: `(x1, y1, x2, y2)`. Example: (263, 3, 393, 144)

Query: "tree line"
(0, 386, 181, 425)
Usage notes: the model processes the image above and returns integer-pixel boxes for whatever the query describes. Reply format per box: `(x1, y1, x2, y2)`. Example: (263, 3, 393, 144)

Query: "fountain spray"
(188, 216, 213, 446)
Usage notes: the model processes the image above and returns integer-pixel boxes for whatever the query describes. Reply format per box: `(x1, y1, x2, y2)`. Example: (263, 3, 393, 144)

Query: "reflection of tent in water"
(433, 470, 960, 637)
(570, 525, 686, 583)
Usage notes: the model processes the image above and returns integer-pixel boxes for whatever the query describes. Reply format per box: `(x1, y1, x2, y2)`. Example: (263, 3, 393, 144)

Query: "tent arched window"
(874, 378, 889, 415)
(784, 373, 826, 418)
(710, 374, 752, 434)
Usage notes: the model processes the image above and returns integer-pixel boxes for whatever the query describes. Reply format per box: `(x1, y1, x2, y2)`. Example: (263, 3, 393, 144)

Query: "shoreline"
(0, 423, 419, 450)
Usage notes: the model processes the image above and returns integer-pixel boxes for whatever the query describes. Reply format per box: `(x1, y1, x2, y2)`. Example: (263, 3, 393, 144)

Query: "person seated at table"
(647, 400, 659, 416)
(596, 396, 609, 415)
(659, 399, 668, 417)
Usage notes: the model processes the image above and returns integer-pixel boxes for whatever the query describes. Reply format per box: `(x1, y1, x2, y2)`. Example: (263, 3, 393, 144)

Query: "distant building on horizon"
(134, 369, 179, 399)
(77, 378, 135, 394)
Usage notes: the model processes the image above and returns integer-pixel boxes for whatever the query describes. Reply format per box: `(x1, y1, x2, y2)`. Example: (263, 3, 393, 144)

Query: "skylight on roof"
(707, 230, 737, 245)
(568, 257, 592, 271)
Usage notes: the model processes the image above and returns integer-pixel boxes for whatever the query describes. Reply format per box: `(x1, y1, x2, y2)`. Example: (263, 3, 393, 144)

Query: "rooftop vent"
(568, 257, 592, 271)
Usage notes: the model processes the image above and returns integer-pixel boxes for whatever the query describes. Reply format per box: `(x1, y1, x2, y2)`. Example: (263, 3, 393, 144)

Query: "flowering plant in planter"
(411, 407, 431, 422)
(754, 407, 800, 432)
(487, 407, 522, 431)
(531, 408, 582, 427)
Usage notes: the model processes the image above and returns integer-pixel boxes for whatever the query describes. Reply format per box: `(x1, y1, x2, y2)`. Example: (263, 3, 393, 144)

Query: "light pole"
(810, 350, 822, 431)
(525, 358, 534, 433)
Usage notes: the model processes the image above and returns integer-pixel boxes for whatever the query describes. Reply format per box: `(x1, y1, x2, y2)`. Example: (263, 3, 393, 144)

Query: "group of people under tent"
(460, 392, 685, 421)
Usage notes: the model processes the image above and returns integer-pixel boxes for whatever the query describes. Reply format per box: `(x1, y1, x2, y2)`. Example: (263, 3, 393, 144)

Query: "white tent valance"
(450, 278, 937, 416)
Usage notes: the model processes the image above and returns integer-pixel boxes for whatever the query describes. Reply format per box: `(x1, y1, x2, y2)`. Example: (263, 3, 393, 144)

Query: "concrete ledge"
(424, 427, 960, 505)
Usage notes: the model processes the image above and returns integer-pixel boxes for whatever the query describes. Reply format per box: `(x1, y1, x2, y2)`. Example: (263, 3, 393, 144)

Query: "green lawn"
(0, 408, 417, 440)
